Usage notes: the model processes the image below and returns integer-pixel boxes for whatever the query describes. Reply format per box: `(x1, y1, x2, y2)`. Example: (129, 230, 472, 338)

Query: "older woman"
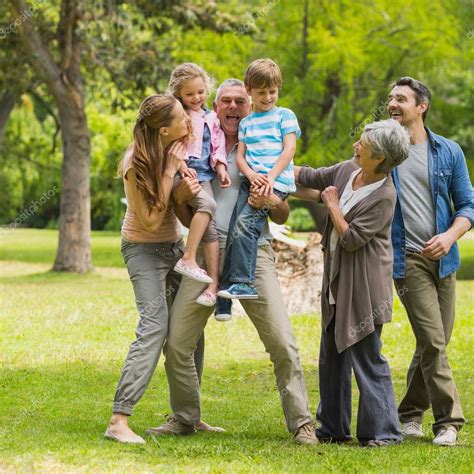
(295, 119, 410, 447)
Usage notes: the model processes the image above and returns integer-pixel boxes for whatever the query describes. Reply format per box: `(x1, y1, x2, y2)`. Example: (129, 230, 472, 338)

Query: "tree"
(11, 0, 92, 272)
(8, 0, 242, 272)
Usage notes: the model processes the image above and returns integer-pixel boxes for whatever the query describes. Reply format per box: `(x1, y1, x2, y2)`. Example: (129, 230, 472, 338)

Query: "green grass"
(457, 237, 474, 280)
(0, 228, 124, 267)
(0, 232, 473, 472)
(1, 229, 473, 277)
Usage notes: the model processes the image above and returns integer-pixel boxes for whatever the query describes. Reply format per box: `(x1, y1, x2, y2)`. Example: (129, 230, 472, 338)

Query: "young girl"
(168, 63, 231, 308)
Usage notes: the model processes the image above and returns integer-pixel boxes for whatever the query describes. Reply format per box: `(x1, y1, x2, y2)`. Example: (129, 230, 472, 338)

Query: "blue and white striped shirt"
(238, 107, 300, 193)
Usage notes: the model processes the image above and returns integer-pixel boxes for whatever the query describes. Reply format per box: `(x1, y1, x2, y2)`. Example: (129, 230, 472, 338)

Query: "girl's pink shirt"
(187, 109, 227, 170)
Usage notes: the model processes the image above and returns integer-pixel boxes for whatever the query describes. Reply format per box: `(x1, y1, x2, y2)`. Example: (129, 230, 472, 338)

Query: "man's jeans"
(221, 178, 287, 287)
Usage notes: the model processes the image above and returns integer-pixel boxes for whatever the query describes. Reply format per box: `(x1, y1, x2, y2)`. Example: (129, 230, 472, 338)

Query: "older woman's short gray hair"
(363, 119, 410, 174)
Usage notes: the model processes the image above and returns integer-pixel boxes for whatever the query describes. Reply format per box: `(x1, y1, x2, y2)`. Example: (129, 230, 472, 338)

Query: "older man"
(388, 77, 473, 446)
(147, 79, 318, 444)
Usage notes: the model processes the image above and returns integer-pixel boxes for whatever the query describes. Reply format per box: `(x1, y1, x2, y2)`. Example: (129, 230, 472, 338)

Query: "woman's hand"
(216, 163, 231, 188)
(173, 177, 201, 204)
(321, 186, 340, 209)
(179, 161, 197, 179)
(166, 141, 187, 175)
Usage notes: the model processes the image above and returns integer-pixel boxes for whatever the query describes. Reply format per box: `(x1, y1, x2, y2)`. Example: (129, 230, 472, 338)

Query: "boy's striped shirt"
(238, 107, 301, 193)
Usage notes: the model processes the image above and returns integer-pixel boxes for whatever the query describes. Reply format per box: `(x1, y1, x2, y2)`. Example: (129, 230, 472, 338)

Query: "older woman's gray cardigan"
(299, 160, 397, 353)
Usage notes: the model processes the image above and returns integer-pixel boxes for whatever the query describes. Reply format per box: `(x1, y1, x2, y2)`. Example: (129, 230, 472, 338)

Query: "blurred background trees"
(1, 0, 472, 243)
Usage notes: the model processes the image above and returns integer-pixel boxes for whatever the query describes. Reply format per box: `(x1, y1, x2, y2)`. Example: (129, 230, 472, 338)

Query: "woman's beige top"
(121, 148, 181, 243)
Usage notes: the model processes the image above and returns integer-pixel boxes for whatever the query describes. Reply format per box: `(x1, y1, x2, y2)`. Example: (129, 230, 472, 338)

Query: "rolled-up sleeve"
(339, 198, 394, 252)
(450, 144, 474, 228)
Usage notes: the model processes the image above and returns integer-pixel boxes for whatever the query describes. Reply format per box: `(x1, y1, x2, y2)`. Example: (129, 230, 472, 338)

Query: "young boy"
(217, 58, 300, 301)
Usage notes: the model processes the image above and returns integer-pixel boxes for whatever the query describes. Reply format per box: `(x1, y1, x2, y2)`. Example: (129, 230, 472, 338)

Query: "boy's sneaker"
(217, 283, 258, 300)
(145, 416, 196, 436)
(401, 421, 424, 437)
(215, 310, 232, 322)
(432, 427, 457, 446)
(215, 298, 232, 322)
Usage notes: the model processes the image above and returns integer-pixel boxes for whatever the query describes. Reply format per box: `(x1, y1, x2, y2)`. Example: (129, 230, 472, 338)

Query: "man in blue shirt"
(388, 77, 473, 446)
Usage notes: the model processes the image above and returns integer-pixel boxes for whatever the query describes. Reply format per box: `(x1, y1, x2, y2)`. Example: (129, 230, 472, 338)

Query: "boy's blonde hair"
(244, 58, 282, 90)
(167, 63, 215, 103)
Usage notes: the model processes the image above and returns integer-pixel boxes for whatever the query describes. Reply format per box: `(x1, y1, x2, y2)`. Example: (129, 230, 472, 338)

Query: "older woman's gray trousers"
(316, 318, 402, 443)
(112, 239, 205, 416)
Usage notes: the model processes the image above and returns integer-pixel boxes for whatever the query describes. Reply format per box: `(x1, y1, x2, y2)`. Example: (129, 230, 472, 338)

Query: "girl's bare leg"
(180, 211, 211, 269)
(202, 239, 219, 295)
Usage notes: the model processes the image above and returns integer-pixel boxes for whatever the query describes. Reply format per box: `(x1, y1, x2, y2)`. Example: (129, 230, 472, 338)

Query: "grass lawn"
(0, 230, 473, 472)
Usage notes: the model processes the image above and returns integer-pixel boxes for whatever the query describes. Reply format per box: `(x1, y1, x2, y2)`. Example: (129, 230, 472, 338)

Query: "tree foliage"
(1, 0, 472, 232)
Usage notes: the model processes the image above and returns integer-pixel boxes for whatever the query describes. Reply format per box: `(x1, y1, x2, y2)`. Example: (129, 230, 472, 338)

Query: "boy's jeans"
(220, 178, 287, 289)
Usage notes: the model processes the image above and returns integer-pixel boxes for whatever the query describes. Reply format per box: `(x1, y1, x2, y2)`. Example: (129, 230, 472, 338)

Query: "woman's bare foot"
(105, 414, 146, 444)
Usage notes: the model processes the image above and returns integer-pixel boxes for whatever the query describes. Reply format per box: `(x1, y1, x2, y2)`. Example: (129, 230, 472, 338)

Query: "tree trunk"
(0, 90, 16, 144)
(53, 97, 91, 272)
(11, 0, 92, 272)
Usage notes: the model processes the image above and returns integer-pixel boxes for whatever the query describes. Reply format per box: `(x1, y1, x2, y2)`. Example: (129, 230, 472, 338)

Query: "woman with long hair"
(104, 95, 205, 443)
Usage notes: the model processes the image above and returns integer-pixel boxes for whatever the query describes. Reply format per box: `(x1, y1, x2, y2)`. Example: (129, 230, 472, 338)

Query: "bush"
(288, 207, 315, 232)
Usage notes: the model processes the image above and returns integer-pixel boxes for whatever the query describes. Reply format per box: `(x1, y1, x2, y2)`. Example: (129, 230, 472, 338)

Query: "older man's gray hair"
(363, 119, 410, 174)
(214, 78, 246, 103)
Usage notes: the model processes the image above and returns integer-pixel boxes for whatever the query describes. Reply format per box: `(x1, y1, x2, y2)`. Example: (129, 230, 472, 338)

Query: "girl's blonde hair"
(118, 94, 178, 212)
(167, 63, 215, 105)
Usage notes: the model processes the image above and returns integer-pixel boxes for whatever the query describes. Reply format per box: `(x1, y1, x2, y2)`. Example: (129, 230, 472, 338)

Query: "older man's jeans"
(317, 318, 402, 443)
(221, 178, 287, 287)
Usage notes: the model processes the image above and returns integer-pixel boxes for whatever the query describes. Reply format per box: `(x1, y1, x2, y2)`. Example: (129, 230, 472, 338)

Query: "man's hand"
(248, 190, 282, 210)
(422, 232, 456, 260)
(321, 186, 339, 209)
(173, 176, 201, 204)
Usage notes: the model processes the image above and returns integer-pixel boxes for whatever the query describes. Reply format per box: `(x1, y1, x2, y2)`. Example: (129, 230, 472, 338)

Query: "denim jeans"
(220, 178, 287, 287)
(316, 318, 402, 443)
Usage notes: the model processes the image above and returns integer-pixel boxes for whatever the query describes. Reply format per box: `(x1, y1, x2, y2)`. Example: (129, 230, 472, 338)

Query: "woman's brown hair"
(119, 95, 178, 212)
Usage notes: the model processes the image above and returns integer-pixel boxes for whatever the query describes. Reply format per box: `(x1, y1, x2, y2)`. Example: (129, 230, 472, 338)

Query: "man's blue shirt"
(392, 128, 473, 279)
